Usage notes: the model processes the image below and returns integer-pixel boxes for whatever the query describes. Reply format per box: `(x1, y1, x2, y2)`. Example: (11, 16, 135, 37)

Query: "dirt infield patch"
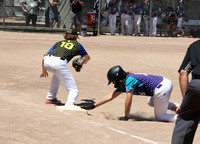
(0, 31, 199, 144)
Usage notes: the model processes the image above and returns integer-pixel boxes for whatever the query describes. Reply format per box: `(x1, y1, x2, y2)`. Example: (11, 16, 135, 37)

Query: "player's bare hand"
(40, 71, 48, 78)
(176, 105, 181, 114)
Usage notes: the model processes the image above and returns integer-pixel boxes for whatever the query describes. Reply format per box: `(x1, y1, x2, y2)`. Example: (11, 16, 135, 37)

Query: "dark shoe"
(45, 98, 61, 104)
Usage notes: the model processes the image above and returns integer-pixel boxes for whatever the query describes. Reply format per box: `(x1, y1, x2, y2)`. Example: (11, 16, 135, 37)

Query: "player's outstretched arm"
(95, 91, 122, 108)
(81, 91, 122, 110)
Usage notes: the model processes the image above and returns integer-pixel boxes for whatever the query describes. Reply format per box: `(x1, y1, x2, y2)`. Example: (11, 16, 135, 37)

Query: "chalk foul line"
(107, 127, 158, 144)
(84, 119, 158, 144)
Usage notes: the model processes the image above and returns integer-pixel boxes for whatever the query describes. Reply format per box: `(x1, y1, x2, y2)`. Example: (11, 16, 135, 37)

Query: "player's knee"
(155, 114, 166, 122)
(155, 113, 176, 122)
(155, 115, 164, 122)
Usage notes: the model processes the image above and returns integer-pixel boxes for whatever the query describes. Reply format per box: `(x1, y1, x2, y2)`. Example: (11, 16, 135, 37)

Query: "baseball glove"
(81, 103, 95, 110)
(72, 57, 83, 72)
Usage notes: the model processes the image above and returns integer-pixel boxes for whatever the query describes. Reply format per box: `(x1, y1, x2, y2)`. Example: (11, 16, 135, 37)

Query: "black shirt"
(50, 0, 60, 14)
(179, 40, 200, 78)
(70, 0, 82, 13)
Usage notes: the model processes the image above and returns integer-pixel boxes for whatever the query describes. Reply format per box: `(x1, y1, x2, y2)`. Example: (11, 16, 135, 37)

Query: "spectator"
(45, 1, 50, 27)
(166, 6, 175, 18)
(176, 0, 186, 36)
(0, 0, 3, 7)
(133, 0, 144, 36)
(94, 0, 109, 21)
(108, 0, 119, 35)
(120, 0, 133, 36)
(166, 13, 178, 37)
(70, 0, 84, 34)
(171, 40, 200, 144)
(20, 0, 42, 26)
(142, 0, 149, 36)
(49, 0, 61, 28)
(150, 3, 158, 37)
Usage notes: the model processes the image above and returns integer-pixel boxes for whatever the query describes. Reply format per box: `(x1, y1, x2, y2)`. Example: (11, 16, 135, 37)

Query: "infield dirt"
(0, 31, 199, 144)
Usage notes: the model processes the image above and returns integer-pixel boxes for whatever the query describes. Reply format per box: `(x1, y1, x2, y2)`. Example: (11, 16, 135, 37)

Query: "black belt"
(45, 54, 65, 61)
(192, 74, 200, 80)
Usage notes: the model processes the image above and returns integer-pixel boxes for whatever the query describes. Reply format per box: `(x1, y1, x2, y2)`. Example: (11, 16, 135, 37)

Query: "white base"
(56, 105, 87, 113)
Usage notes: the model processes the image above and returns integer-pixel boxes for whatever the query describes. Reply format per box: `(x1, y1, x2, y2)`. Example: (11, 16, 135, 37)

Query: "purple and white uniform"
(125, 73, 163, 96)
(117, 73, 178, 122)
(150, 4, 158, 36)
(120, 2, 133, 35)
(133, 2, 144, 35)
(176, 4, 186, 34)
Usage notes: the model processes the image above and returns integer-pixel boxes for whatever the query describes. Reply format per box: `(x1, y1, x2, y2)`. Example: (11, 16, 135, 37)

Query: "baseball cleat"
(45, 98, 61, 104)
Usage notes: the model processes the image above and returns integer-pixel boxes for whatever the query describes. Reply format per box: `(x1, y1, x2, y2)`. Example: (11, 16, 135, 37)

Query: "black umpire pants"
(172, 79, 200, 144)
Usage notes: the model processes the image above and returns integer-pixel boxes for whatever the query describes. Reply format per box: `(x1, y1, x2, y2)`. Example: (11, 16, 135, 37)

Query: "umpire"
(172, 40, 200, 144)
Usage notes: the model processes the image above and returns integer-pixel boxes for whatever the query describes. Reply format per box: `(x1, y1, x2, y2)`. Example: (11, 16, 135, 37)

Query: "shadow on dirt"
(118, 114, 156, 122)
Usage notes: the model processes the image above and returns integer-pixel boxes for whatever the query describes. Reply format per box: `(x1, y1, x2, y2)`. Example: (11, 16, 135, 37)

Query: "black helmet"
(107, 65, 126, 85)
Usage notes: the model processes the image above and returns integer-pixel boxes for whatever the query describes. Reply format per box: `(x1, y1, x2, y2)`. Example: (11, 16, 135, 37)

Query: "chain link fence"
(97, 0, 200, 37)
(0, 0, 46, 29)
(0, 0, 200, 38)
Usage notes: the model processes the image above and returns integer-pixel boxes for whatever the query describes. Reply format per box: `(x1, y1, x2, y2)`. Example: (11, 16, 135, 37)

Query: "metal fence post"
(3, 0, 6, 27)
(149, 0, 152, 37)
(97, 0, 101, 36)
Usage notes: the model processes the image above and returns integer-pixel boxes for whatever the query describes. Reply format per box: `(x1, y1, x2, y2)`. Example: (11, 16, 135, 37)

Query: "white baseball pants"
(109, 13, 117, 35)
(147, 77, 178, 122)
(134, 14, 142, 35)
(150, 16, 157, 37)
(177, 17, 184, 34)
(44, 55, 79, 106)
(143, 16, 149, 36)
(121, 13, 132, 35)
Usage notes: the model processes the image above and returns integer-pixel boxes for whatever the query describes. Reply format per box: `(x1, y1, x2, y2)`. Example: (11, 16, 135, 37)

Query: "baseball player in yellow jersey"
(40, 29, 90, 106)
